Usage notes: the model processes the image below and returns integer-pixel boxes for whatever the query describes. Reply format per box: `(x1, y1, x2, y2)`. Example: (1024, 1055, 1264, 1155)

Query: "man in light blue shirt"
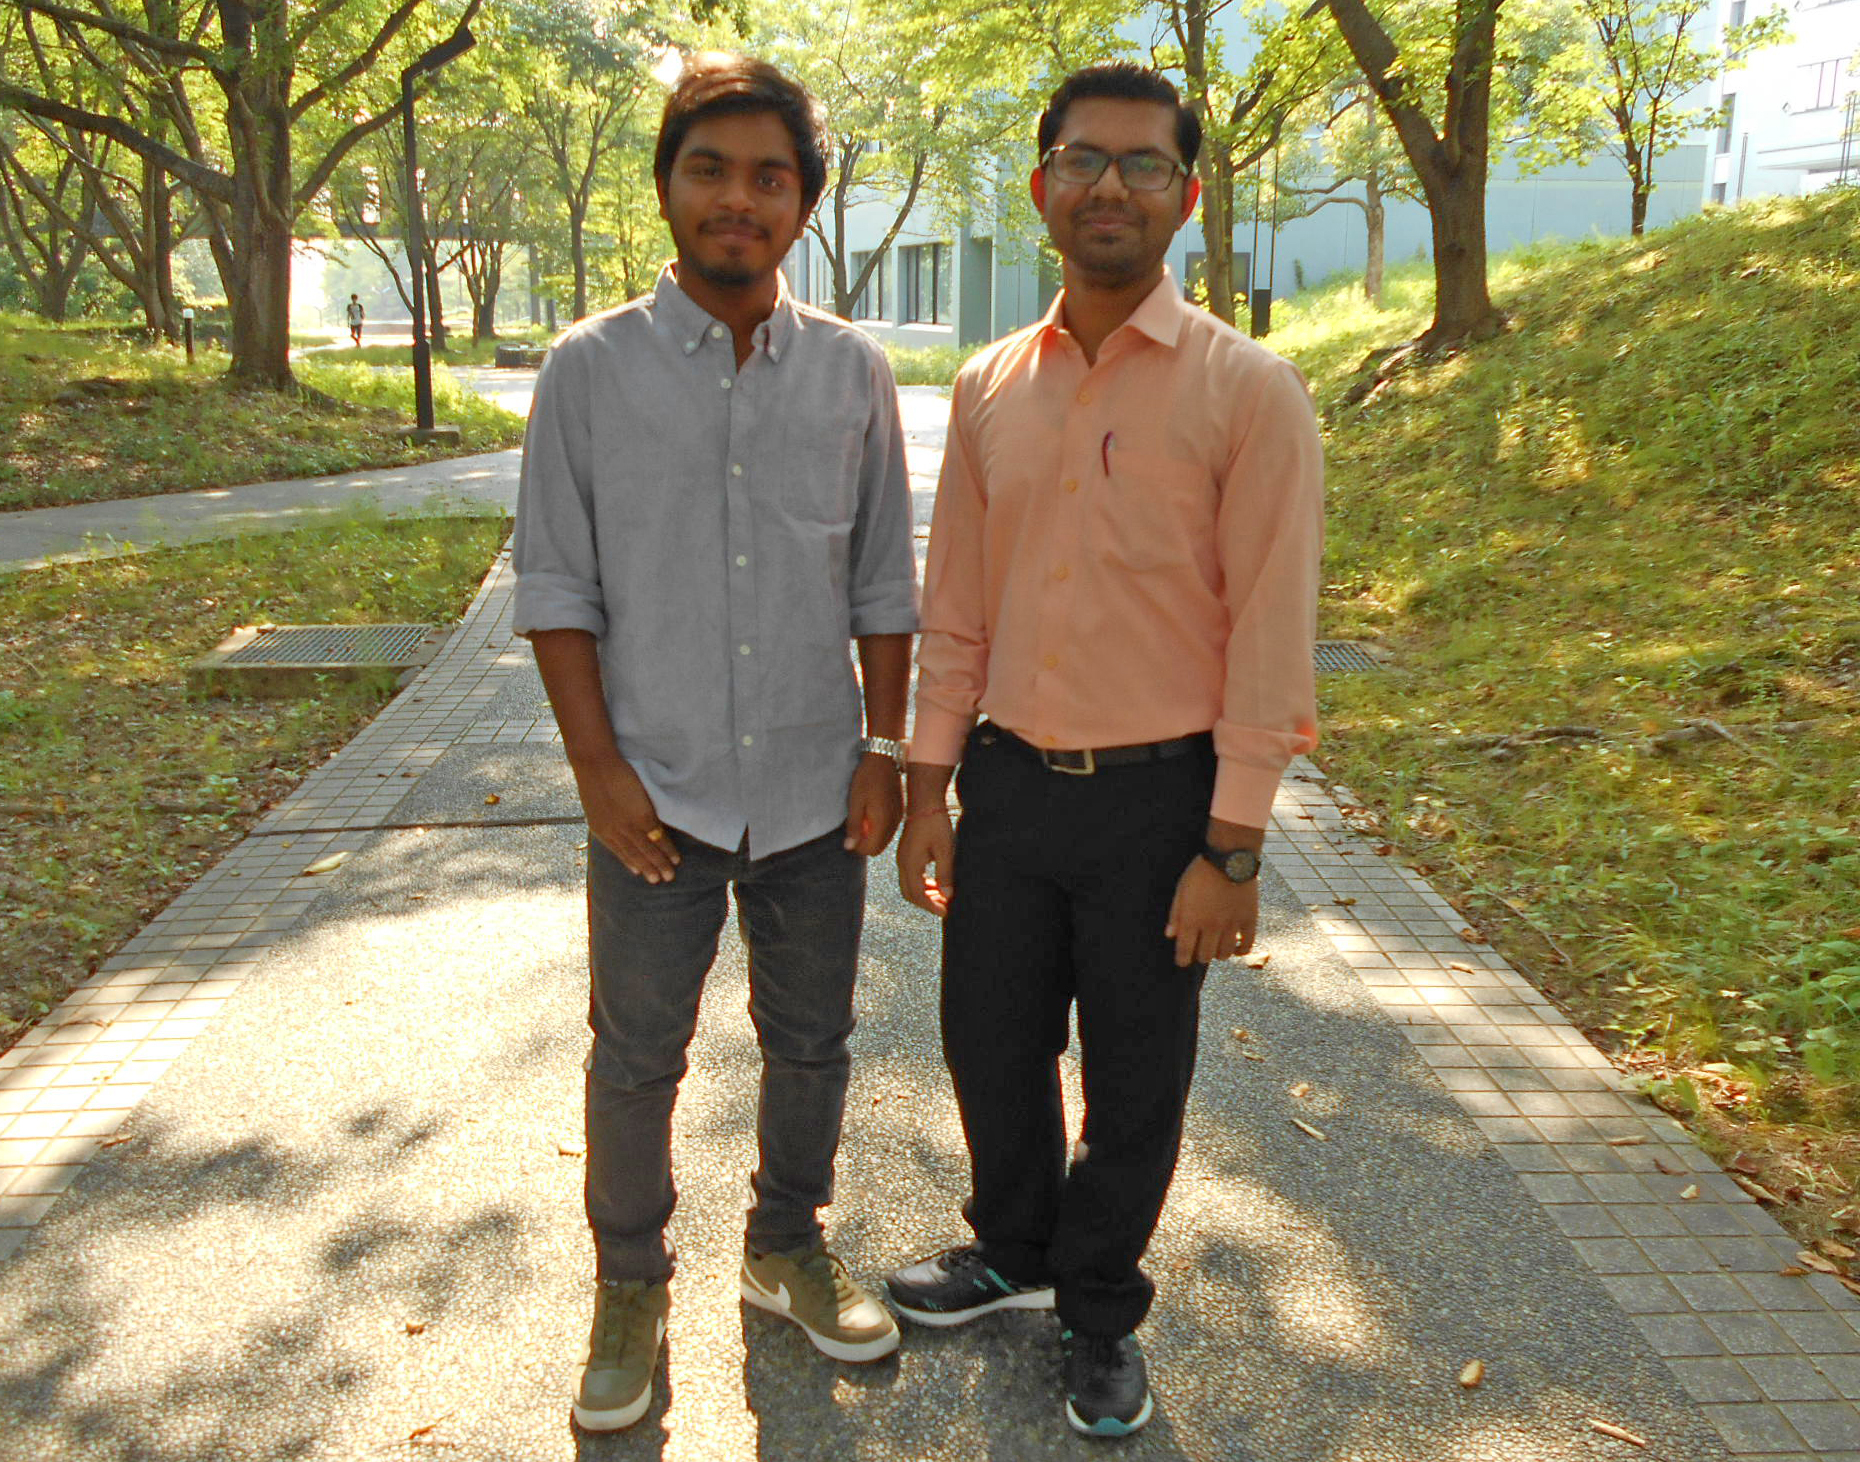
(511, 53, 917, 1431)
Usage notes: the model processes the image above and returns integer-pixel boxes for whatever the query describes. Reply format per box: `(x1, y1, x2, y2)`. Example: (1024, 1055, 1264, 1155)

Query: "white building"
(1707, 0, 1860, 201)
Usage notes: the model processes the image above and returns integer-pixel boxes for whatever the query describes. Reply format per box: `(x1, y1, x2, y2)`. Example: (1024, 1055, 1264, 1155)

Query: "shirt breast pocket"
(780, 409, 865, 526)
(1094, 453, 1217, 573)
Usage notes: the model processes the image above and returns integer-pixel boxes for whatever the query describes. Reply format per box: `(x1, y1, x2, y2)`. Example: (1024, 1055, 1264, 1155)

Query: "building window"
(901, 242, 952, 325)
(850, 250, 888, 321)
(1716, 94, 1735, 153)
(1801, 58, 1846, 112)
(1712, 182, 1728, 204)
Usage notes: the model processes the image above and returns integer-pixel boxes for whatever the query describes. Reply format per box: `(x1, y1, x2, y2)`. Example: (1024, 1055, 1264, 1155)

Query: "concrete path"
(0, 376, 949, 572)
(3, 392, 1859, 1460)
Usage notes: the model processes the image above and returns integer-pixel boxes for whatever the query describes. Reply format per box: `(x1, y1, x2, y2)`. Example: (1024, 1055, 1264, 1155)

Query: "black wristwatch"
(1202, 843, 1261, 885)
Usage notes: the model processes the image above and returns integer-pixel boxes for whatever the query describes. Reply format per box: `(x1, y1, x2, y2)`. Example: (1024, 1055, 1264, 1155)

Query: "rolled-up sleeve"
(845, 347, 920, 638)
(512, 337, 606, 638)
(913, 370, 990, 765)
(1211, 359, 1324, 826)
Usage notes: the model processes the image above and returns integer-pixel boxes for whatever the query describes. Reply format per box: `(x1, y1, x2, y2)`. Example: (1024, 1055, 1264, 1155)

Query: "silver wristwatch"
(860, 735, 907, 770)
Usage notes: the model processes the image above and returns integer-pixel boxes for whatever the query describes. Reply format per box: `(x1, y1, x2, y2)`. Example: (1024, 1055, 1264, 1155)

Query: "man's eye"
(1124, 157, 1169, 183)
(757, 173, 789, 193)
(688, 162, 723, 179)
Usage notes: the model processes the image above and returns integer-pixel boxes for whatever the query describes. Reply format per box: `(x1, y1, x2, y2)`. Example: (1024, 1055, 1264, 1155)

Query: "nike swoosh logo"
(748, 1272, 791, 1311)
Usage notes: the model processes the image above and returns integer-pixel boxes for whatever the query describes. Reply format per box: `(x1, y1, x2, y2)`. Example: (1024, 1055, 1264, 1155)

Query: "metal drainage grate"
(1314, 640, 1387, 674)
(191, 623, 446, 697)
(218, 624, 436, 666)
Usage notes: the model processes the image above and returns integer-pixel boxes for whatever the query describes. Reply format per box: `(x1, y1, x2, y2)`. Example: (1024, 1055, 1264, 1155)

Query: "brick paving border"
(4, 551, 1860, 1457)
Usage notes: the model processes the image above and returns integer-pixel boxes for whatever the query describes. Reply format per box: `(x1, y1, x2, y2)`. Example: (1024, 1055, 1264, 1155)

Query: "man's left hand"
(844, 752, 904, 856)
(1165, 856, 1259, 968)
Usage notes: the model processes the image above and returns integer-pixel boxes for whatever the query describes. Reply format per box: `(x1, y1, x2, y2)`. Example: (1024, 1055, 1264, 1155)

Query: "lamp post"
(400, 21, 476, 438)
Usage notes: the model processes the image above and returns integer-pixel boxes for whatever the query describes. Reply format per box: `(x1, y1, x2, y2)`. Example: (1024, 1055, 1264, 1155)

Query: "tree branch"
(293, 96, 404, 211)
(0, 82, 230, 199)
(13, 0, 215, 62)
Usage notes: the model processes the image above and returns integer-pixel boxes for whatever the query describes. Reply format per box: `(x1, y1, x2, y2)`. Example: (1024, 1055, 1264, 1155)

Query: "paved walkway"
(2, 393, 1859, 1459)
(0, 375, 949, 572)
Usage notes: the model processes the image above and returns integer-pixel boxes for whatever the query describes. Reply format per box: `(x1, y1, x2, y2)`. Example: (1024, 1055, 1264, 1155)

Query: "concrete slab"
(0, 811, 1729, 1460)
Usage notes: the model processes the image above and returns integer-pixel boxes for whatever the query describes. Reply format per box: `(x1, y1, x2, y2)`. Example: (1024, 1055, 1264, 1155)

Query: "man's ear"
(1029, 164, 1046, 214)
(1180, 173, 1201, 227)
(655, 174, 669, 222)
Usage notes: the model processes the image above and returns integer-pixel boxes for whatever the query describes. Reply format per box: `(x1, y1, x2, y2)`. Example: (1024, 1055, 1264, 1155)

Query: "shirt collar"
(1039, 266, 1187, 354)
(651, 261, 797, 363)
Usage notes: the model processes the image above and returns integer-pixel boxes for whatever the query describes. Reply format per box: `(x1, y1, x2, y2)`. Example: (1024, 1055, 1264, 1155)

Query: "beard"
(1064, 207, 1166, 287)
(683, 252, 762, 289)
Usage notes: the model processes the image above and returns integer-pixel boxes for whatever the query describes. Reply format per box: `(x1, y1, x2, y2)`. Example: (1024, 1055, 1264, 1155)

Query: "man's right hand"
(574, 757, 680, 883)
(897, 810, 954, 916)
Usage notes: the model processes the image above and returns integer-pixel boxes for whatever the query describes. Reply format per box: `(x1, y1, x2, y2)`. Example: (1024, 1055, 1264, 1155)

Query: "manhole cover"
(191, 624, 447, 696)
(1315, 640, 1387, 674)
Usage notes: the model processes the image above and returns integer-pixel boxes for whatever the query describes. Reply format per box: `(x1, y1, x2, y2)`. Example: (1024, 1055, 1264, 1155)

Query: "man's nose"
(1088, 161, 1133, 200)
(718, 169, 755, 209)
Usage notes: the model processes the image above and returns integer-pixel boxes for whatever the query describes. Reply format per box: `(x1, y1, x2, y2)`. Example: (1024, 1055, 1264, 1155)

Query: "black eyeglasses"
(1040, 145, 1187, 193)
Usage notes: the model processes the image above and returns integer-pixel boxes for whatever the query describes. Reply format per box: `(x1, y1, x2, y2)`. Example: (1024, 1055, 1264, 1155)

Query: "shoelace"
(799, 1249, 858, 1306)
(1070, 1332, 1124, 1369)
(593, 1283, 650, 1359)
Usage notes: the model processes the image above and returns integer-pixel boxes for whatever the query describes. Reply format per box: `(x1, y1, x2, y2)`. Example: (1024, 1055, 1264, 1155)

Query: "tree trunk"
(224, 111, 296, 387)
(1422, 172, 1496, 348)
(425, 250, 449, 351)
(1363, 167, 1385, 306)
(1200, 150, 1236, 323)
(569, 209, 587, 321)
(151, 170, 180, 342)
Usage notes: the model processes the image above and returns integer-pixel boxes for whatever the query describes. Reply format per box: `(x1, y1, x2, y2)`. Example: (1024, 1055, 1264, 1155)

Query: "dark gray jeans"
(584, 826, 865, 1283)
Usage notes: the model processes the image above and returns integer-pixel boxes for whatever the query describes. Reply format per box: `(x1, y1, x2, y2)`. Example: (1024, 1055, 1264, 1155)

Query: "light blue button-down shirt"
(512, 266, 919, 859)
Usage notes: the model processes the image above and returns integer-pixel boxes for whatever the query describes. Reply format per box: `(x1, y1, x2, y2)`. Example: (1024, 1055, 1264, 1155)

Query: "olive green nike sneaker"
(572, 1278, 669, 1431)
(740, 1242, 901, 1362)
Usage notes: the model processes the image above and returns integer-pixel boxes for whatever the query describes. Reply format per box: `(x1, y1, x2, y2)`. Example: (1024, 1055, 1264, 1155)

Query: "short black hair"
(654, 53, 827, 215)
(1036, 63, 1201, 173)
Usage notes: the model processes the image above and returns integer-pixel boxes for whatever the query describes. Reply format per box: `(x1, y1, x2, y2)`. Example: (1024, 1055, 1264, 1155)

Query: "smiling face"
(658, 109, 810, 291)
(1031, 96, 1200, 290)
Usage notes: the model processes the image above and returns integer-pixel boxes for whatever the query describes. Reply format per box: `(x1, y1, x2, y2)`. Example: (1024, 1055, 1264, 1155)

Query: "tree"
(1540, 0, 1788, 234)
(1278, 81, 1423, 304)
(0, 129, 92, 318)
(1319, 0, 1509, 348)
(0, 0, 484, 387)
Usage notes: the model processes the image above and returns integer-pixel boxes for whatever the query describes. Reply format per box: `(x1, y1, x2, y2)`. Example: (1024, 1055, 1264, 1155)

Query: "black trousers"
(942, 723, 1212, 1337)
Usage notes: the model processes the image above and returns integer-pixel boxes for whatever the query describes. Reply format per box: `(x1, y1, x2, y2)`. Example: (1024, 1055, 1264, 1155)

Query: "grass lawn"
(0, 316, 527, 511)
(0, 513, 510, 1047)
(298, 331, 552, 369)
(1276, 191, 1860, 1235)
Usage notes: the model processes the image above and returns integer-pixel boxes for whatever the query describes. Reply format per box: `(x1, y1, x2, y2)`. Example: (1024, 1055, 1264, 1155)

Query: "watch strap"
(1202, 843, 1261, 884)
(861, 735, 907, 769)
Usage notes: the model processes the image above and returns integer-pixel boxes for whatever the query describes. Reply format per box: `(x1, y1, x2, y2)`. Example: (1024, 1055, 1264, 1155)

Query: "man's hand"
(1165, 856, 1258, 968)
(844, 753, 904, 856)
(573, 757, 680, 883)
(897, 810, 955, 916)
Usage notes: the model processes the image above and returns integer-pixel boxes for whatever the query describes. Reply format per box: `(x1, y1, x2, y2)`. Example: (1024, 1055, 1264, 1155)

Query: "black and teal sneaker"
(885, 1244, 1055, 1327)
(1062, 1328, 1153, 1438)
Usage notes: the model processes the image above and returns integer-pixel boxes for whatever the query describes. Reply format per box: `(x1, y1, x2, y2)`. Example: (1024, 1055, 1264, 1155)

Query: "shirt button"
(721, 378, 732, 390)
(1063, 478, 1079, 493)
(710, 324, 726, 339)
(768, 347, 780, 362)
(735, 555, 748, 567)
(1077, 390, 1092, 404)
(739, 644, 752, 656)
(741, 734, 754, 747)
(1053, 564, 1070, 581)
(684, 340, 698, 353)
(1042, 653, 1059, 670)
(731, 464, 744, 477)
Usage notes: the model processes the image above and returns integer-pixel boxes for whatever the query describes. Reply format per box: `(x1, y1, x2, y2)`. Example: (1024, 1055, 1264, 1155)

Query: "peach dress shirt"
(913, 269, 1324, 829)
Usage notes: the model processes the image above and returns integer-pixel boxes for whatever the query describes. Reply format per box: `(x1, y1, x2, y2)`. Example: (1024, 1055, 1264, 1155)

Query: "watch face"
(1218, 848, 1260, 883)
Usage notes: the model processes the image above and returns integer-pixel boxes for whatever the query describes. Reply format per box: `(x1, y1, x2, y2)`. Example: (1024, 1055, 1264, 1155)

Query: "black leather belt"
(981, 722, 1212, 777)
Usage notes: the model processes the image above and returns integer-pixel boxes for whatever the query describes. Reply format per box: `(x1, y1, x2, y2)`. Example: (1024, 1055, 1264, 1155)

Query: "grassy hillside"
(0, 317, 526, 511)
(1275, 192, 1859, 1212)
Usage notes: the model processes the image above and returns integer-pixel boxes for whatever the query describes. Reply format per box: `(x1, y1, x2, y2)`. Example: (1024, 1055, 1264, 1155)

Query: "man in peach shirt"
(887, 64, 1323, 1438)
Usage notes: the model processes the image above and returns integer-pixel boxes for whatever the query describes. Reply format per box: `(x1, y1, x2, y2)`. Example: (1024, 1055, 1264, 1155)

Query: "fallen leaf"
(1459, 1359, 1484, 1388)
(1680, 1184, 1699, 1200)
(1652, 1158, 1682, 1175)
(1243, 1050, 1267, 1062)
(557, 1141, 587, 1158)
(1816, 1238, 1857, 1262)
(1245, 954, 1271, 970)
(1728, 1153, 1763, 1176)
(405, 1321, 427, 1335)
(1732, 1174, 1781, 1204)
(301, 851, 350, 875)
(1448, 961, 1477, 974)
(1333, 896, 1357, 907)
(1780, 1266, 1810, 1277)
(1606, 1136, 1647, 1147)
(1458, 927, 1487, 944)
(1588, 1418, 1648, 1448)
(1289, 1082, 1312, 1098)
(99, 1134, 133, 1149)
(1291, 1118, 1328, 1141)
(408, 893, 427, 900)
(1796, 1250, 1841, 1275)
(1230, 1028, 1250, 1041)
(1373, 843, 1394, 855)
(1839, 1275, 1860, 1299)
(484, 793, 500, 805)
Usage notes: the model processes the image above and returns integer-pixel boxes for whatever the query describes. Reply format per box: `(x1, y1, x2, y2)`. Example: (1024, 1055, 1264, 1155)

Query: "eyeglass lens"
(1049, 147, 1178, 191)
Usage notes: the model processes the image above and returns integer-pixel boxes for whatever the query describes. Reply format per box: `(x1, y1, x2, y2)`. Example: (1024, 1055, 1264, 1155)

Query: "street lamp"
(401, 20, 476, 439)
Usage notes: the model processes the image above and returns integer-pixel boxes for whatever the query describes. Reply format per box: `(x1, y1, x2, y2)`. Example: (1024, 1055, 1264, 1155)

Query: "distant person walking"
(345, 294, 365, 346)
(512, 53, 916, 1433)
(888, 63, 1324, 1438)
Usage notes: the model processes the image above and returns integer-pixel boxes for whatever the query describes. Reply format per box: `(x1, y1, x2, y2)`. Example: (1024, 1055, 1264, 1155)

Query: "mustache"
(701, 217, 768, 238)
(1072, 207, 1141, 227)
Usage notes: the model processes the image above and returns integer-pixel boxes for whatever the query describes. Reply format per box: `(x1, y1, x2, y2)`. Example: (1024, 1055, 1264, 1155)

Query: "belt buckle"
(1041, 747, 1096, 776)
